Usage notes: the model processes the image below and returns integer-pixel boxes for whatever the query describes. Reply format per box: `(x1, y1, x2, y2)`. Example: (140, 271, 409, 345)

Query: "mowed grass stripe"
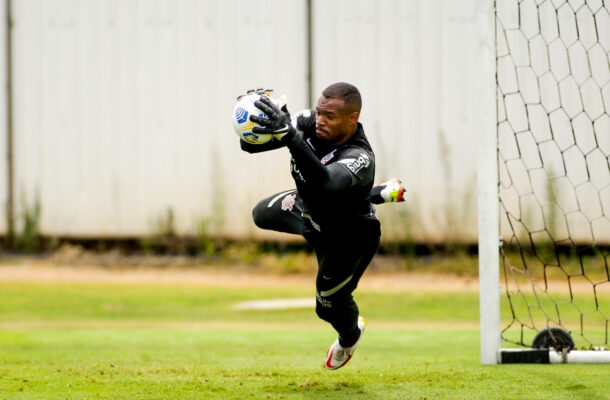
(0, 281, 481, 324)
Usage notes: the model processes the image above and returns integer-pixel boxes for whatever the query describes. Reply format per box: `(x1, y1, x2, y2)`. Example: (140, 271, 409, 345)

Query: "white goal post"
(478, 0, 610, 364)
(477, 0, 502, 365)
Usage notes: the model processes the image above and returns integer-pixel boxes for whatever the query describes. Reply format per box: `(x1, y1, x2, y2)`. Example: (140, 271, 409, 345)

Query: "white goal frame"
(477, 0, 610, 364)
(476, 0, 502, 365)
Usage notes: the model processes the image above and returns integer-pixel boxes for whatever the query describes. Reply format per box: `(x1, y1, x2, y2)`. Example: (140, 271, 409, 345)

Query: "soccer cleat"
(324, 316, 366, 370)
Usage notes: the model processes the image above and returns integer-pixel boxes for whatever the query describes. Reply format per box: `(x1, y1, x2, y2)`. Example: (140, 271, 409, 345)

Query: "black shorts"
(252, 188, 381, 301)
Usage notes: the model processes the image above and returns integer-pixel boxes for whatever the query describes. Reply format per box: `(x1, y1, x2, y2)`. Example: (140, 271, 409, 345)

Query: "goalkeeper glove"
(293, 109, 316, 134)
(379, 177, 406, 202)
(250, 95, 296, 141)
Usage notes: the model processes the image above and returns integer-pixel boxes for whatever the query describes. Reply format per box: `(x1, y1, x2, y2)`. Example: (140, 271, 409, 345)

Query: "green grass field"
(1, 265, 609, 399)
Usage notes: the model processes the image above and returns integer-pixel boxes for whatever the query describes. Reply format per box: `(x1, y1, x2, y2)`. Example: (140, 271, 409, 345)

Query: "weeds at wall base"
(2, 236, 606, 280)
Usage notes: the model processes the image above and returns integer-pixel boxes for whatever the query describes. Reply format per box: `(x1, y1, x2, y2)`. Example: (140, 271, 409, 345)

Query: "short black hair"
(322, 82, 362, 113)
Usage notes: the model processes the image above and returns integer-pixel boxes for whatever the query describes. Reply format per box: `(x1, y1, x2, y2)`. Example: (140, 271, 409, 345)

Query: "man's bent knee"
(315, 293, 334, 323)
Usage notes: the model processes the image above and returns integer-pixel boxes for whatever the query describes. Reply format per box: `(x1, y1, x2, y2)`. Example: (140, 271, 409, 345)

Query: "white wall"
(4, 0, 493, 243)
(313, 0, 480, 243)
(10, 0, 307, 238)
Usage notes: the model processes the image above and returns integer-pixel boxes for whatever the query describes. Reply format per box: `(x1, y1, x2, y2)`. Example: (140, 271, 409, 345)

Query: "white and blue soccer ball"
(232, 93, 279, 145)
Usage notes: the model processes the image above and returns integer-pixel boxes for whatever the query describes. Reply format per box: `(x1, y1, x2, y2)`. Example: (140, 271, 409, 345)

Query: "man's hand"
(250, 96, 295, 140)
(379, 178, 406, 202)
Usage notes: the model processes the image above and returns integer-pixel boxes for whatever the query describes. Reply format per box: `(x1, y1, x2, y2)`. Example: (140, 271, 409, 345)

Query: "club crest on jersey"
(281, 193, 296, 211)
(341, 153, 370, 174)
(321, 150, 337, 165)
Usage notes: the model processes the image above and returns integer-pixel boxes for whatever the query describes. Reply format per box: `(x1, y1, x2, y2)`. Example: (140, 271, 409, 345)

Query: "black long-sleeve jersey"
(240, 115, 377, 233)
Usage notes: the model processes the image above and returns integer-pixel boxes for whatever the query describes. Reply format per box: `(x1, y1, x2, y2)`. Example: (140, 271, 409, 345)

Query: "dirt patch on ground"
(0, 251, 479, 292)
(0, 263, 479, 292)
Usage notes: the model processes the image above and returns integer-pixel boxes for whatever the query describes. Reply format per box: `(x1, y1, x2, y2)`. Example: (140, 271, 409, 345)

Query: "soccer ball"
(232, 93, 278, 145)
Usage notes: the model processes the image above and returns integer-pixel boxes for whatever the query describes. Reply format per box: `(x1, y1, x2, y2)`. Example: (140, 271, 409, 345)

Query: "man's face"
(315, 96, 359, 146)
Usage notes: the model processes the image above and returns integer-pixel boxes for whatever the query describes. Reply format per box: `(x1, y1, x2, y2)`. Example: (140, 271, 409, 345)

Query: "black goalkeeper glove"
(294, 109, 316, 135)
(250, 95, 296, 141)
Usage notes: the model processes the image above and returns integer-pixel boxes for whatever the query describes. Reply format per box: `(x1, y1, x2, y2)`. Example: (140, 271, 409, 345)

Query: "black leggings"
(252, 190, 381, 346)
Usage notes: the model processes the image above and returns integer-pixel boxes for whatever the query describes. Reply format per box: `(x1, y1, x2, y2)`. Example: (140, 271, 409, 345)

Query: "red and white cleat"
(324, 316, 366, 370)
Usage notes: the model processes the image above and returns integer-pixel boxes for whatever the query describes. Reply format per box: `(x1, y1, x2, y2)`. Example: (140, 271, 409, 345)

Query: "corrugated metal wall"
(9, 0, 308, 239)
(6, 0, 484, 242)
(2, 0, 483, 243)
(2, 0, 476, 240)
(313, 1, 480, 243)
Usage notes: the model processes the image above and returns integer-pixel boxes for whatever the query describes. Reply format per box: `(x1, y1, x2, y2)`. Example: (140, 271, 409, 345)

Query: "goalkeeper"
(238, 83, 405, 370)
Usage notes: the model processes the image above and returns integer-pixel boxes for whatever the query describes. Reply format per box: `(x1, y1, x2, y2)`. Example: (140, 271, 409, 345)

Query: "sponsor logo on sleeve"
(339, 153, 370, 174)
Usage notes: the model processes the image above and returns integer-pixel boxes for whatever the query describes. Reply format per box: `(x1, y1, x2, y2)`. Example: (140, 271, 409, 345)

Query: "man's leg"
(312, 225, 380, 370)
(251, 190, 304, 235)
(306, 219, 380, 370)
(314, 232, 380, 346)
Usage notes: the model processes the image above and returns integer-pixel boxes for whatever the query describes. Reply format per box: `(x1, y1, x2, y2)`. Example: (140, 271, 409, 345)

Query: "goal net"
(481, 0, 610, 363)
